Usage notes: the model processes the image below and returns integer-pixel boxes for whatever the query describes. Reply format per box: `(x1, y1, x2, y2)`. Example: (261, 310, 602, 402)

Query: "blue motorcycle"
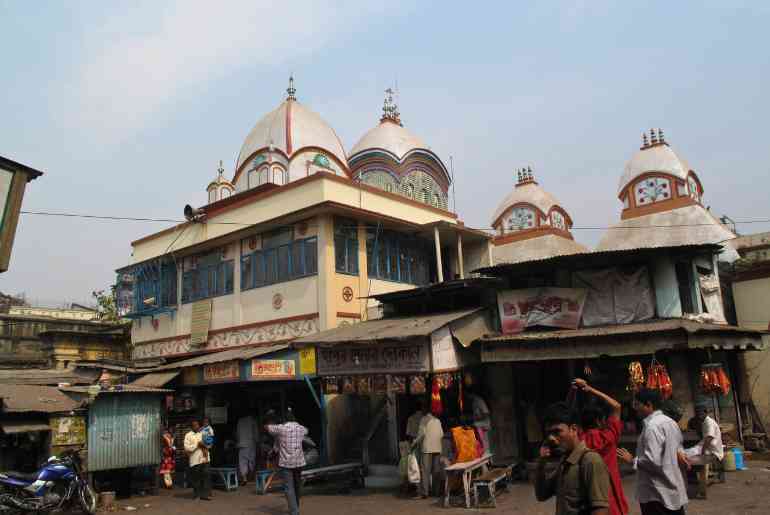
(0, 449, 96, 514)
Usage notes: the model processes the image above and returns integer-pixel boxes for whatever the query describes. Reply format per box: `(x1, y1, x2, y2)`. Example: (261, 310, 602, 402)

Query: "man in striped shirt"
(266, 410, 308, 515)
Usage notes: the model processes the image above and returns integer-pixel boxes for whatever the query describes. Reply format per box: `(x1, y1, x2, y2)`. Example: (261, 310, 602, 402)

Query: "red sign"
(497, 288, 587, 334)
(251, 359, 296, 379)
(203, 360, 240, 382)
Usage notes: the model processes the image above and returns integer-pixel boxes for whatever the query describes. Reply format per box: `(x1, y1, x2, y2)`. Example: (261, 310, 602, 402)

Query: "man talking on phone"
(535, 402, 611, 515)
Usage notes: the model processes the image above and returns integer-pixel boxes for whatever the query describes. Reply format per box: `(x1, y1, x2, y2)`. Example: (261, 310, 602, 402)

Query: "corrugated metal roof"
(60, 385, 172, 395)
(151, 344, 289, 371)
(1, 420, 51, 434)
(0, 385, 81, 413)
(0, 368, 99, 386)
(129, 371, 179, 388)
(292, 308, 483, 347)
(481, 318, 766, 343)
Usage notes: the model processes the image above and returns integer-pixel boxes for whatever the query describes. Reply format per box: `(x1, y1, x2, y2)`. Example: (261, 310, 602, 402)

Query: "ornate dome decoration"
(349, 89, 451, 211)
(491, 167, 587, 264)
(617, 129, 703, 220)
(232, 77, 349, 192)
(597, 130, 736, 256)
(207, 160, 235, 204)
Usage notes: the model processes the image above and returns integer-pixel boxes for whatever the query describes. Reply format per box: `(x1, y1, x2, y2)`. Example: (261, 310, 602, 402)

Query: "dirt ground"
(111, 461, 770, 515)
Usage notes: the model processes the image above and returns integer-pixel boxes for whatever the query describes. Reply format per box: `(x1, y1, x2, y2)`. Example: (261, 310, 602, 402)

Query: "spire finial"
(380, 87, 402, 125)
(286, 75, 296, 101)
(218, 160, 224, 177)
(642, 132, 649, 148)
(657, 128, 665, 144)
(650, 128, 658, 145)
(517, 168, 523, 183)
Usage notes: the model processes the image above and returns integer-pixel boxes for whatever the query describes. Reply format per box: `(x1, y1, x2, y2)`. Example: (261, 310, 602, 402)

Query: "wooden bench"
(472, 466, 512, 508)
(443, 453, 492, 508)
(255, 462, 365, 495)
(208, 467, 239, 491)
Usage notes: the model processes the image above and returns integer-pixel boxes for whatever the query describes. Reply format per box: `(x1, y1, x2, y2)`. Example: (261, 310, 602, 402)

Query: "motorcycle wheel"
(78, 483, 97, 515)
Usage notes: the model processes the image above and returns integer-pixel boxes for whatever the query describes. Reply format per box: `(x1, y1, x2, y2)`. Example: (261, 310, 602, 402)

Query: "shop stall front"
(293, 307, 490, 467)
(139, 343, 322, 478)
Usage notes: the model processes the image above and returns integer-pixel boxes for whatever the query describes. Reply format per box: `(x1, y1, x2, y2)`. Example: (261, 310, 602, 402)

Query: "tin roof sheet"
(129, 371, 180, 388)
(0, 385, 81, 413)
(0, 368, 99, 386)
(150, 344, 289, 371)
(0, 420, 51, 434)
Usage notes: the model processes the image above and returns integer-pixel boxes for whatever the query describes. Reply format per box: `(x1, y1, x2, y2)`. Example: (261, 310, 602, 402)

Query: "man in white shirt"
(235, 413, 259, 484)
(415, 408, 444, 498)
(183, 420, 212, 501)
(617, 389, 687, 515)
(684, 406, 724, 465)
(405, 400, 425, 443)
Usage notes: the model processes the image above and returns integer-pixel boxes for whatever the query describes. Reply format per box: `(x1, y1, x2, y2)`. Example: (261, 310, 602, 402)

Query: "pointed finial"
(527, 166, 533, 181)
(380, 87, 401, 124)
(218, 160, 224, 177)
(642, 132, 649, 148)
(657, 128, 665, 144)
(650, 128, 658, 145)
(286, 75, 296, 101)
(517, 169, 523, 183)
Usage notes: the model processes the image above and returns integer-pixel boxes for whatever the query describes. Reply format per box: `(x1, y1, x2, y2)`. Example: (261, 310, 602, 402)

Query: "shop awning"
(0, 385, 81, 413)
(292, 308, 486, 348)
(129, 371, 179, 388)
(481, 319, 768, 362)
(0, 420, 51, 434)
(150, 344, 290, 371)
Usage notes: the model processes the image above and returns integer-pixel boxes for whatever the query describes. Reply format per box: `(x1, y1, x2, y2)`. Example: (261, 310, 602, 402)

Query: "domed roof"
(491, 169, 563, 226)
(350, 120, 430, 160)
(235, 81, 346, 172)
(493, 234, 589, 265)
(618, 130, 692, 194)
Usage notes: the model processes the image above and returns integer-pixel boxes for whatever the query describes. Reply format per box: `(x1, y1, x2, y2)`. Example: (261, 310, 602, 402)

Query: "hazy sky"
(1, 1, 769, 306)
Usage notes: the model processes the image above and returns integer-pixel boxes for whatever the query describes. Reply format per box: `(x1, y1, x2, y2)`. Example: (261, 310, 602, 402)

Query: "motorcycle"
(0, 449, 96, 514)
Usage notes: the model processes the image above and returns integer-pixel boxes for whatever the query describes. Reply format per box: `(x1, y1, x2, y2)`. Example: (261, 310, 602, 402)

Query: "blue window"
(127, 260, 178, 316)
(241, 233, 318, 291)
(181, 251, 234, 303)
(366, 228, 430, 285)
(335, 217, 359, 274)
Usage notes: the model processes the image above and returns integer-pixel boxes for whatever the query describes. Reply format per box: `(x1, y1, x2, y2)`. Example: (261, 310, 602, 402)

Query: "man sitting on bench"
(683, 406, 723, 466)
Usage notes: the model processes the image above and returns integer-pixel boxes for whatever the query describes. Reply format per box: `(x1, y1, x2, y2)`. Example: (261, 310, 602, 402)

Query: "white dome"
(349, 120, 430, 160)
(618, 144, 691, 195)
(493, 234, 588, 265)
(236, 100, 347, 172)
(491, 181, 563, 226)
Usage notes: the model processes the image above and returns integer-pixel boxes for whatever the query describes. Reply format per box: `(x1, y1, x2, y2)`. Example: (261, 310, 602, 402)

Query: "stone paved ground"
(111, 461, 770, 515)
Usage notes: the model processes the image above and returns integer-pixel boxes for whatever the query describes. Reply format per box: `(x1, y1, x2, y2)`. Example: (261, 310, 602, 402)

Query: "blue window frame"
(334, 217, 358, 275)
(181, 259, 234, 303)
(366, 227, 430, 285)
(127, 260, 178, 316)
(241, 236, 318, 291)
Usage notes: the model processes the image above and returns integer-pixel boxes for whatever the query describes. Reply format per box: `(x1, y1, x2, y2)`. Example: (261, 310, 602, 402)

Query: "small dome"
(235, 84, 346, 174)
(350, 120, 430, 160)
(618, 130, 692, 195)
(491, 169, 563, 227)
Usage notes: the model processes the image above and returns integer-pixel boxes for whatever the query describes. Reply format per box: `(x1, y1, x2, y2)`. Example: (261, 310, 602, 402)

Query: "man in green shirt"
(535, 402, 611, 515)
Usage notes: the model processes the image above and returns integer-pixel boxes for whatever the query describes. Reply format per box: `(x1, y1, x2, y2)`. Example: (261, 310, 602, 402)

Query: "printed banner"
(299, 347, 317, 376)
(190, 299, 213, 346)
(251, 359, 296, 379)
(316, 343, 430, 376)
(203, 360, 240, 382)
(497, 287, 587, 334)
(50, 416, 86, 446)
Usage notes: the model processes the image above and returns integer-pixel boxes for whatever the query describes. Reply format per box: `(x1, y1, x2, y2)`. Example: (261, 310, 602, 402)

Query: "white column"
(487, 240, 494, 266)
(457, 232, 465, 279)
(434, 226, 444, 283)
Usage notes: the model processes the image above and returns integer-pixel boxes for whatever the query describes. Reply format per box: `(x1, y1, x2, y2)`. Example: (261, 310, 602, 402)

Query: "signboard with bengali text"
(250, 359, 296, 380)
(203, 360, 240, 382)
(316, 342, 430, 376)
(497, 287, 587, 335)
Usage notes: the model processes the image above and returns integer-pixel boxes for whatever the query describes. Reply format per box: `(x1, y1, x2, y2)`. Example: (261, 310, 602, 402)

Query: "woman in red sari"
(573, 379, 629, 515)
(160, 427, 176, 488)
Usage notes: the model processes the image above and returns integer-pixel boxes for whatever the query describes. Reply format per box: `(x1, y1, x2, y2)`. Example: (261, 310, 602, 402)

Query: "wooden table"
(443, 453, 493, 508)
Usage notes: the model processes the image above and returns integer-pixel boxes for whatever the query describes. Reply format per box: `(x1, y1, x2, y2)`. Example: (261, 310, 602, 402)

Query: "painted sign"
(251, 359, 296, 379)
(203, 360, 240, 382)
(181, 367, 200, 385)
(299, 347, 316, 375)
(317, 343, 430, 376)
(50, 416, 86, 446)
(190, 299, 213, 346)
(497, 288, 587, 335)
(431, 326, 460, 372)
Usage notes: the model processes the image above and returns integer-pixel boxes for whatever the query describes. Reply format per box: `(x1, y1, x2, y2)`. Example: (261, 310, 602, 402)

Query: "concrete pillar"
(457, 232, 465, 279)
(317, 215, 337, 331)
(434, 226, 444, 283)
(358, 221, 369, 321)
(487, 240, 494, 266)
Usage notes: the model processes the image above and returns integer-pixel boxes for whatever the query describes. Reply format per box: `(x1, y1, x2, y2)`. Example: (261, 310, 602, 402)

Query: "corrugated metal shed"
(87, 393, 162, 471)
(129, 371, 179, 388)
(292, 308, 483, 347)
(0, 368, 99, 385)
(0, 385, 81, 413)
(61, 385, 172, 394)
(150, 344, 289, 371)
(1, 420, 50, 434)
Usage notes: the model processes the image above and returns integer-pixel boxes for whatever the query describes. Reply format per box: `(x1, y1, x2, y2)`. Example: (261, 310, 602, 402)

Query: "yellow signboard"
(50, 416, 86, 446)
(251, 359, 296, 379)
(190, 299, 213, 346)
(299, 348, 316, 376)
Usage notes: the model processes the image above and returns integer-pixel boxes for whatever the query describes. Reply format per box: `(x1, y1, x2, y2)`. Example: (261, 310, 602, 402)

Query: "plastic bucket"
(733, 447, 747, 470)
(723, 449, 736, 471)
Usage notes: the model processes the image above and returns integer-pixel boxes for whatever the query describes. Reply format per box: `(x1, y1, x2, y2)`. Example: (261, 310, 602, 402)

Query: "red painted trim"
(492, 226, 575, 245)
(336, 311, 362, 319)
(492, 202, 548, 230)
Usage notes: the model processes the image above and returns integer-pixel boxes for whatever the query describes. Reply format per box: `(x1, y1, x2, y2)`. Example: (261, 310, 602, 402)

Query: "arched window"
(221, 188, 232, 199)
(551, 210, 566, 230)
(273, 166, 284, 185)
(248, 169, 258, 189)
(688, 176, 701, 203)
(634, 177, 671, 206)
(208, 189, 217, 204)
(258, 166, 269, 185)
(505, 207, 536, 232)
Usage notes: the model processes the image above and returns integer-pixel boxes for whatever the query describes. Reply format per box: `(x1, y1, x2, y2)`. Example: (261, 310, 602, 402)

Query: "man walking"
(535, 401, 610, 515)
(183, 420, 211, 501)
(617, 389, 688, 515)
(265, 409, 308, 515)
(414, 407, 444, 498)
(236, 411, 259, 485)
